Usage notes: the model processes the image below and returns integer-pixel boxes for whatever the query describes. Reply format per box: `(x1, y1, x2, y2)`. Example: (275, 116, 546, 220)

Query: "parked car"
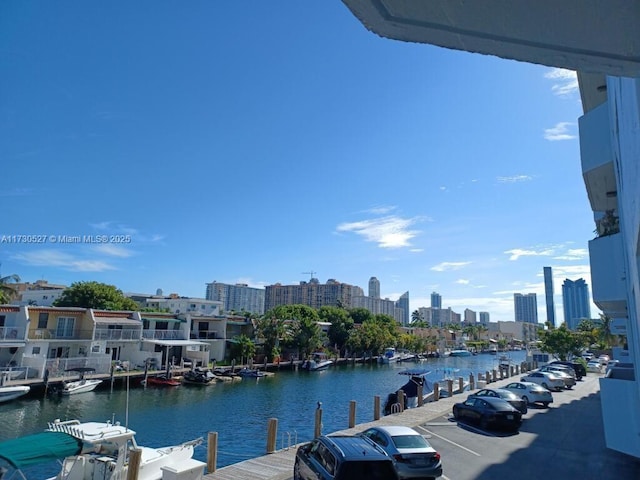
(502, 381, 553, 407)
(452, 396, 523, 432)
(467, 388, 528, 414)
(294, 435, 399, 480)
(549, 360, 586, 380)
(587, 360, 605, 373)
(361, 425, 443, 480)
(521, 371, 565, 391)
(537, 366, 576, 388)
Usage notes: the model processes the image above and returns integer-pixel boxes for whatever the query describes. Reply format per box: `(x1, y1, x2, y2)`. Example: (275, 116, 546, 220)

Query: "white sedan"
(502, 381, 553, 407)
(520, 371, 565, 391)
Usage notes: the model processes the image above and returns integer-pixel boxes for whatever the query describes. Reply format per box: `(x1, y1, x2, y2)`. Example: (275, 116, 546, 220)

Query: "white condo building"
(343, 0, 640, 458)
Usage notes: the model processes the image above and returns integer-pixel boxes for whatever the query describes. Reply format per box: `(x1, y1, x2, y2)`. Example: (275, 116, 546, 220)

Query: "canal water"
(0, 351, 526, 478)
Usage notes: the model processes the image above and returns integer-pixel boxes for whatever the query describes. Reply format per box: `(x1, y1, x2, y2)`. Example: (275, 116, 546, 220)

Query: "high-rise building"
(479, 312, 490, 326)
(430, 292, 442, 309)
(352, 295, 404, 323)
(514, 293, 538, 324)
(396, 291, 409, 326)
(205, 281, 265, 315)
(464, 308, 477, 324)
(562, 278, 592, 330)
(264, 278, 364, 312)
(368, 277, 380, 299)
(543, 267, 557, 327)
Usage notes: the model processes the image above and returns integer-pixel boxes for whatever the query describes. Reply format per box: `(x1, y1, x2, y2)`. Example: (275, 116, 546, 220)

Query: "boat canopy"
(398, 368, 431, 377)
(0, 432, 82, 468)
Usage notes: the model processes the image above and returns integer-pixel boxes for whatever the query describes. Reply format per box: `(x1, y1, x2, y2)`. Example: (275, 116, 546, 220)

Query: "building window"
(38, 312, 49, 329)
(56, 317, 75, 338)
(92, 344, 100, 353)
(32, 346, 41, 355)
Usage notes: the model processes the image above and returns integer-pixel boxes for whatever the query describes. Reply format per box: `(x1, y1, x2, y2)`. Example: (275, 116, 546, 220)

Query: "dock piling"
(207, 432, 218, 473)
(266, 418, 278, 454)
(373, 395, 380, 420)
(348, 400, 356, 428)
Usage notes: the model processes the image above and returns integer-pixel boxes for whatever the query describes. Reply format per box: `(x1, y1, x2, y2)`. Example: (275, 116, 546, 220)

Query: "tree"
(411, 310, 423, 324)
(0, 273, 20, 304)
(539, 324, 588, 360)
(319, 306, 353, 355)
(53, 281, 139, 310)
(348, 307, 373, 325)
(255, 317, 289, 362)
(230, 334, 255, 365)
(292, 315, 323, 359)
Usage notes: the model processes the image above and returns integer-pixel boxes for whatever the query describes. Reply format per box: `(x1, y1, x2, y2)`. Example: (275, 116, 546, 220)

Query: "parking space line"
(415, 425, 481, 457)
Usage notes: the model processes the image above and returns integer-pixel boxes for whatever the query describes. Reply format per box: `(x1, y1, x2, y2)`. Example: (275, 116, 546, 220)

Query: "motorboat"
(61, 368, 102, 395)
(301, 353, 333, 371)
(237, 368, 266, 378)
(182, 368, 215, 385)
(143, 375, 181, 387)
(379, 347, 402, 364)
(449, 349, 472, 357)
(0, 418, 205, 480)
(0, 374, 30, 403)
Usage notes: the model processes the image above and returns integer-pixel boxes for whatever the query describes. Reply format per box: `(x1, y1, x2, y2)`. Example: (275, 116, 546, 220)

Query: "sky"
(0, 1, 598, 324)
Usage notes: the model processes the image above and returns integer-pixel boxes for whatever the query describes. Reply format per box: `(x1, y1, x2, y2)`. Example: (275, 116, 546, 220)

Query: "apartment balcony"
(191, 331, 222, 340)
(93, 328, 142, 342)
(610, 318, 628, 336)
(579, 101, 618, 213)
(0, 326, 26, 342)
(142, 330, 186, 340)
(600, 376, 640, 458)
(588, 231, 627, 317)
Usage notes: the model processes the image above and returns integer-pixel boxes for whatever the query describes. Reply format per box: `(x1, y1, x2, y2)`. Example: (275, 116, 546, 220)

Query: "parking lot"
(410, 374, 639, 480)
(206, 371, 640, 480)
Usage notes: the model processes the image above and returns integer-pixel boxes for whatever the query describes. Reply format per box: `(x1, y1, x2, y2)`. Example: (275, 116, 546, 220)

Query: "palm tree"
(0, 274, 20, 304)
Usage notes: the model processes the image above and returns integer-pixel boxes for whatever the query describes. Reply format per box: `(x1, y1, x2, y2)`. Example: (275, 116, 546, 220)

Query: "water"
(0, 351, 525, 477)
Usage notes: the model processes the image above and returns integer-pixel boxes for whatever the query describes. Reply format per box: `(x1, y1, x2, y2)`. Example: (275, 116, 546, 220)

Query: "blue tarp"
(0, 432, 82, 468)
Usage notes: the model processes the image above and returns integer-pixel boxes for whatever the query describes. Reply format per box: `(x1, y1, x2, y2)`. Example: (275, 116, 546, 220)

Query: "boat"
(301, 353, 333, 371)
(182, 368, 215, 385)
(143, 374, 181, 387)
(0, 374, 30, 403)
(0, 418, 205, 480)
(61, 368, 102, 395)
(379, 347, 402, 364)
(449, 348, 472, 357)
(237, 368, 266, 378)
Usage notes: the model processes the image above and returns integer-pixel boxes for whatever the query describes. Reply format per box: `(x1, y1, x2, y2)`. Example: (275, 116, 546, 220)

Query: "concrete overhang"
(342, 0, 640, 77)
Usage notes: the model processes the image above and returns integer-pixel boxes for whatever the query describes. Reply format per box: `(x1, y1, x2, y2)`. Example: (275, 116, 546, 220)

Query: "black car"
(550, 360, 586, 380)
(294, 435, 399, 480)
(468, 388, 528, 414)
(453, 396, 523, 432)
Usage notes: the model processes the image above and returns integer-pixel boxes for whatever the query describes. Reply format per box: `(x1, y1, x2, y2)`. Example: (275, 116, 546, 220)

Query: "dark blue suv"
(294, 434, 399, 480)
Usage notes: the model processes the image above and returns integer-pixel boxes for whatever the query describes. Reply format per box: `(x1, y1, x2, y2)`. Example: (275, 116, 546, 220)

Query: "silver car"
(502, 381, 553, 407)
(361, 425, 443, 479)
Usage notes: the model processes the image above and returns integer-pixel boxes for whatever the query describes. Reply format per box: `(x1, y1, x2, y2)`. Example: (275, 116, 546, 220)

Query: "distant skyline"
(1, 2, 598, 325)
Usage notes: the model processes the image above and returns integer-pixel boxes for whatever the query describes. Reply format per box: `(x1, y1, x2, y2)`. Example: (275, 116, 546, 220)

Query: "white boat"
(61, 368, 102, 395)
(379, 347, 402, 364)
(449, 349, 472, 357)
(301, 353, 334, 371)
(0, 384, 30, 403)
(0, 418, 206, 480)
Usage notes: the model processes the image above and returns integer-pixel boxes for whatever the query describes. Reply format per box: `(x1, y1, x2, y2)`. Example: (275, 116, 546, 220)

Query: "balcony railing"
(142, 330, 186, 340)
(29, 329, 95, 340)
(93, 328, 142, 341)
(0, 326, 25, 341)
(589, 231, 627, 317)
(191, 331, 222, 340)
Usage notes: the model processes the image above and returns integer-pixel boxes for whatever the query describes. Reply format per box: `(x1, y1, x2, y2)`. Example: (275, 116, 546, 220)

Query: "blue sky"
(1, 1, 596, 324)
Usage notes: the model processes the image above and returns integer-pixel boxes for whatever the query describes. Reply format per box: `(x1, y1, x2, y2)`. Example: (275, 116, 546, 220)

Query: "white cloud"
(93, 244, 134, 258)
(505, 248, 554, 261)
(409, 248, 424, 253)
(496, 175, 533, 184)
(365, 205, 396, 215)
(336, 215, 423, 249)
(553, 248, 588, 261)
(544, 122, 577, 141)
(544, 68, 579, 97)
(431, 261, 471, 272)
(12, 250, 116, 272)
(455, 279, 470, 285)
